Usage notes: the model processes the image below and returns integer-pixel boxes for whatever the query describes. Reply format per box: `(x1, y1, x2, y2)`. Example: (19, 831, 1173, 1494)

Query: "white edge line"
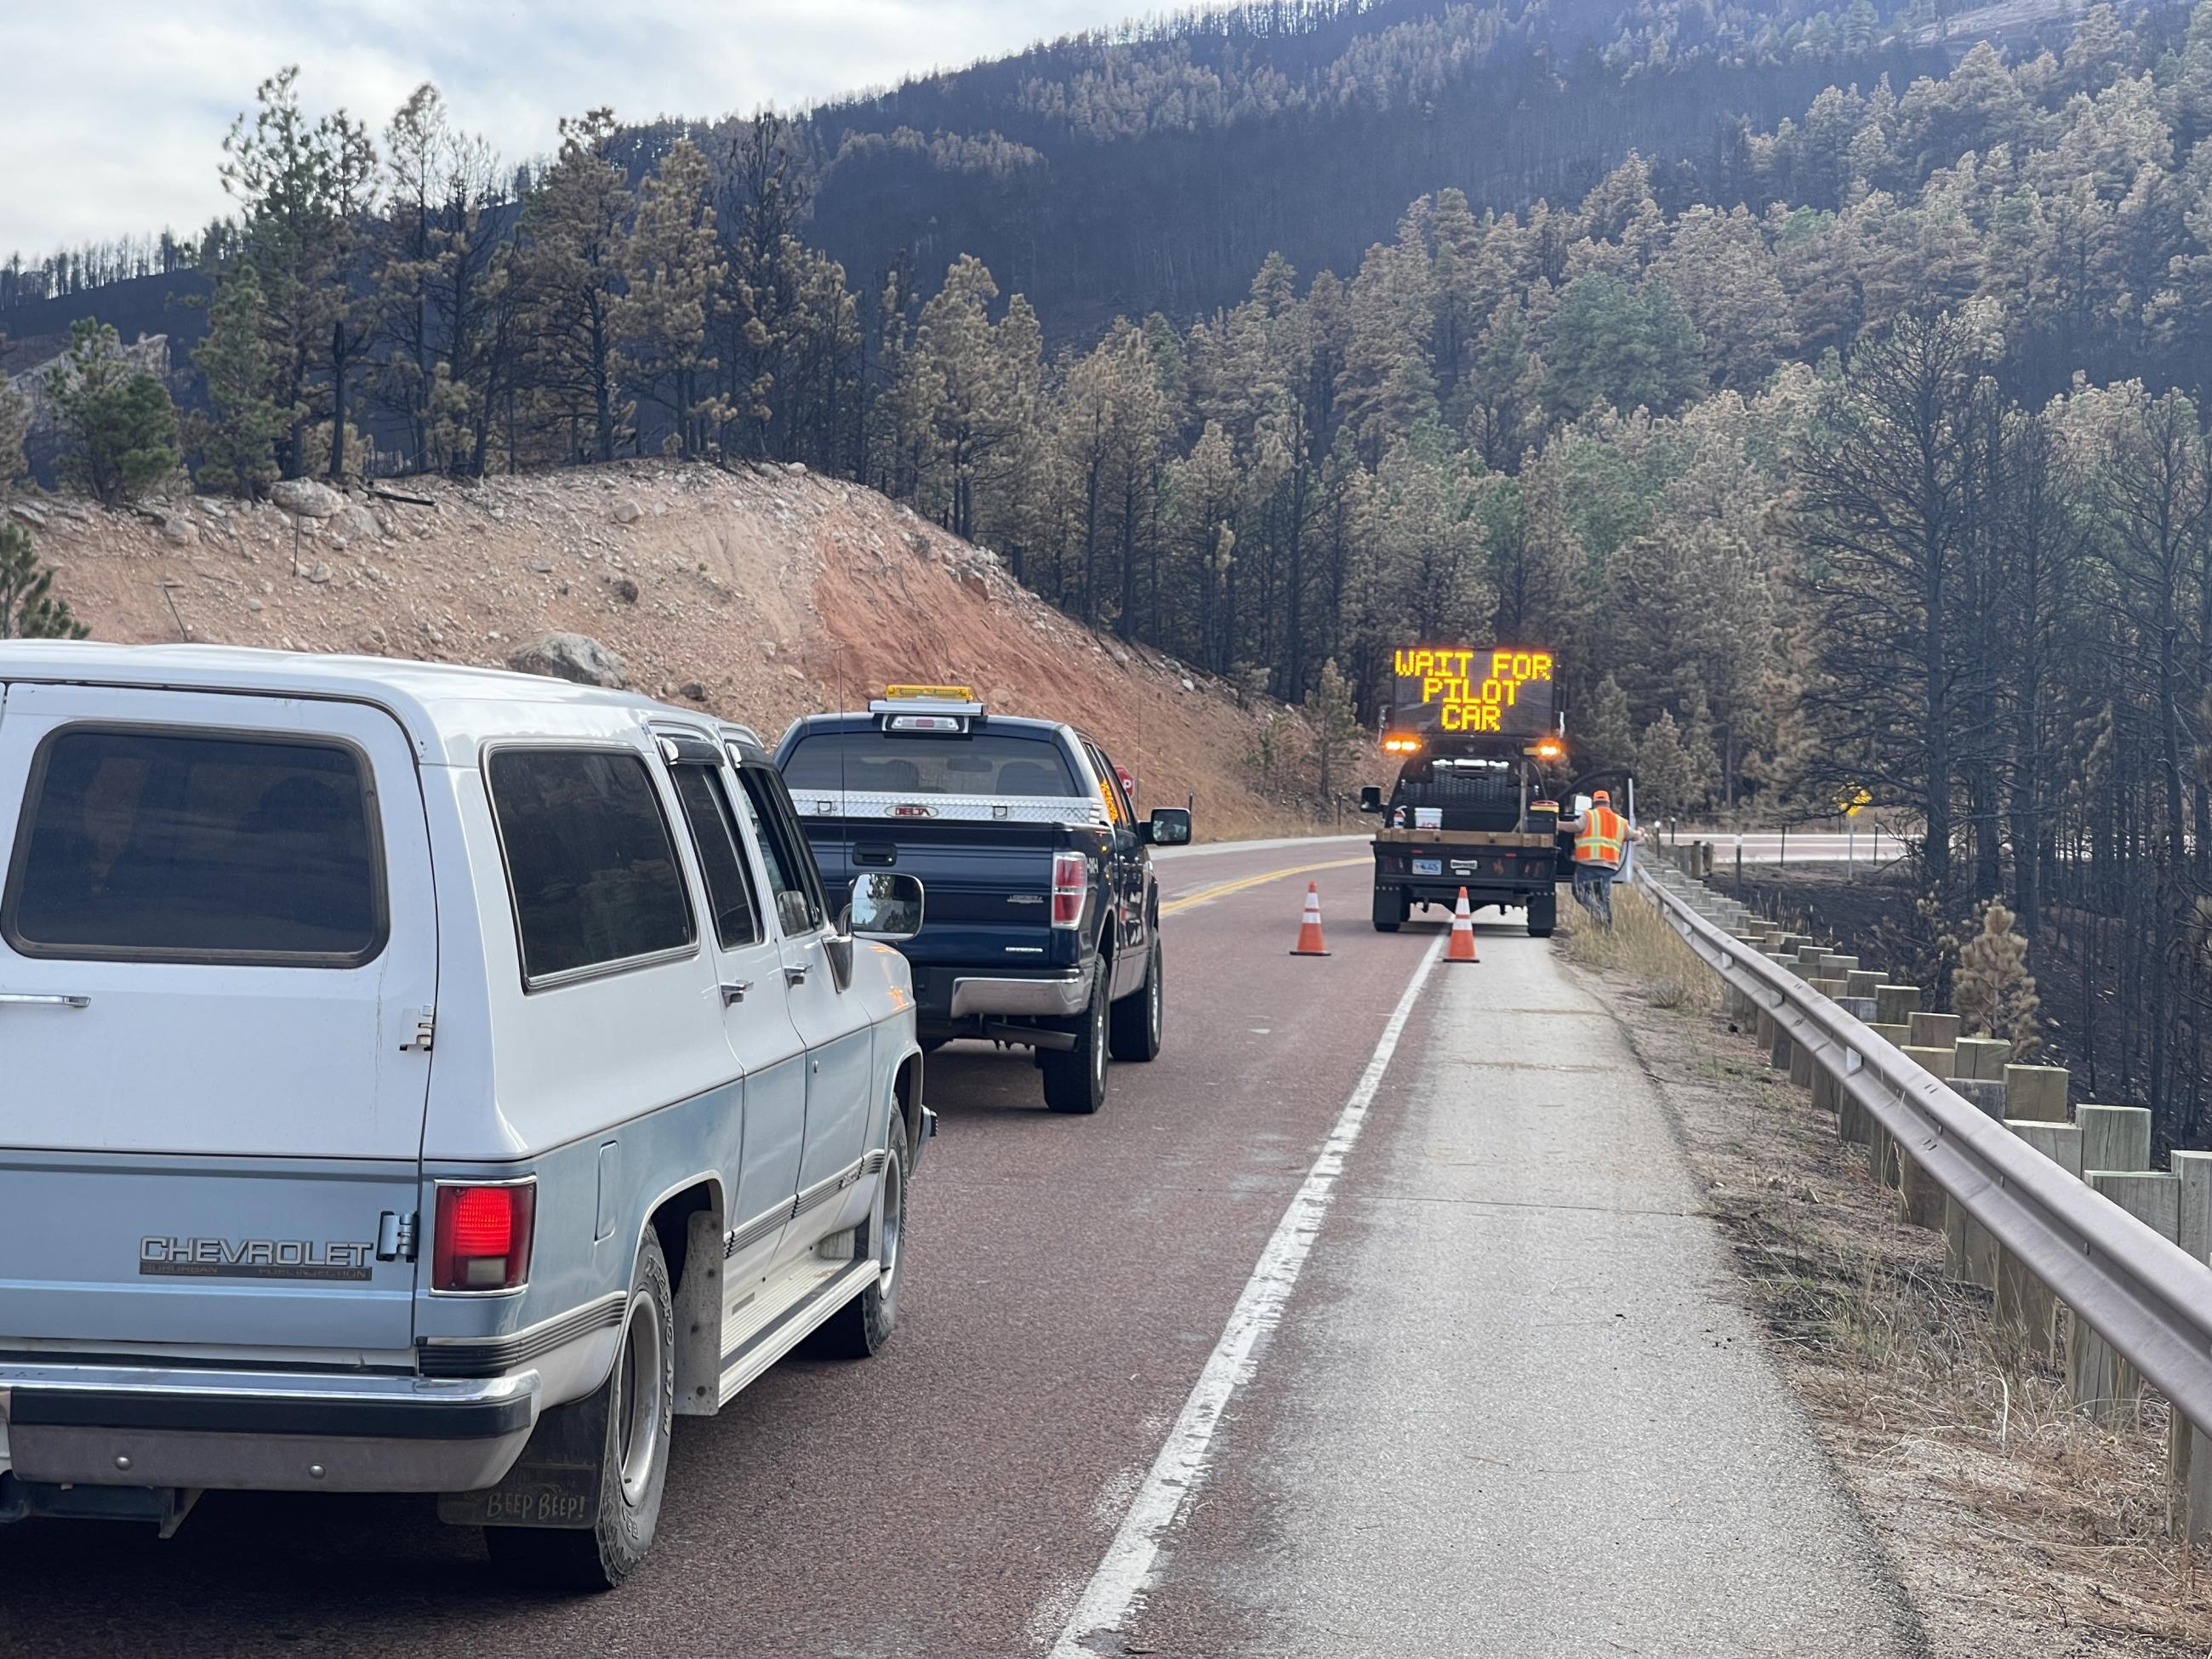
(1046, 933, 1448, 1657)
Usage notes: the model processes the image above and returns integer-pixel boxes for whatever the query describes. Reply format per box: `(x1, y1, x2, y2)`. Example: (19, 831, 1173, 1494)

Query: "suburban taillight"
(1052, 850, 1087, 928)
(433, 1183, 535, 1291)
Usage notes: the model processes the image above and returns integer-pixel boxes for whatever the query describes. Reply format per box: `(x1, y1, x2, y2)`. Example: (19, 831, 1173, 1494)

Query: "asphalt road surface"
(0, 838, 1912, 1658)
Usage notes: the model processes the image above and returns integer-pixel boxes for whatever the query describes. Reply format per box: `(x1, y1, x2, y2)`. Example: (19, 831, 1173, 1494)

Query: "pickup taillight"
(1052, 851, 1088, 928)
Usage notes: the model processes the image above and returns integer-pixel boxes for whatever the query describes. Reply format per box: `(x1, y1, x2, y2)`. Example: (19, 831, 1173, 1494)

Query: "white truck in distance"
(0, 643, 931, 1590)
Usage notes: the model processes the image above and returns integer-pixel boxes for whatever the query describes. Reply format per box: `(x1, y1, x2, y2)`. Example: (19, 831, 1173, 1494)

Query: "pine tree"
(615, 137, 726, 458)
(1309, 657, 1364, 804)
(517, 110, 635, 463)
(192, 262, 282, 494)
(51, 319, 181, 505)
(1952, 898, 2043, 1055)
(1574, 674, 1636, 776)
(1634, 707, 1696, 818)
(0, 374, 27, 493)
(0, 522, 88, 640)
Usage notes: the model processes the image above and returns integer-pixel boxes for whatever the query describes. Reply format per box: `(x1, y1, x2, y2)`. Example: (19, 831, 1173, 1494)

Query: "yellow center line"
(1159, 857, 1369, 918)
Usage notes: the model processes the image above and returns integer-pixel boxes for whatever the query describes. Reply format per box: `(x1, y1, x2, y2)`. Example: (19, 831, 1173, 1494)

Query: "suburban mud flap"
(437, 1385, 606, 1531)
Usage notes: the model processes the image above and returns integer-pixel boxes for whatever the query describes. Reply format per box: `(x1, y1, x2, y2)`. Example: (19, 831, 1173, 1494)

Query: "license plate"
(1413, 858, 1441, 875)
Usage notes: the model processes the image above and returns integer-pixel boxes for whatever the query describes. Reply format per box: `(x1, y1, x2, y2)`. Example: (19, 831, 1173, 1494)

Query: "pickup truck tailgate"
(804, 818, 1075, 971)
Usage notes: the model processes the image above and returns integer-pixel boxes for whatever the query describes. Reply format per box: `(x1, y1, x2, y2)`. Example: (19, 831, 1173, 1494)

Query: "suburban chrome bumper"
(0, 1360, 539, 1497)
(946, 963, 1092, 1020)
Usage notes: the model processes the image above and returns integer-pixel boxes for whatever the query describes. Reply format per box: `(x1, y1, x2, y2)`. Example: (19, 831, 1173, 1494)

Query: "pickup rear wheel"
(485, 1234, 675, 1592)
(1372, 885, 1408, 933)
(1043, 969, 1109, 1114)
(1527, 887, 1558, 939)
(1109, 937, 1164, 1063)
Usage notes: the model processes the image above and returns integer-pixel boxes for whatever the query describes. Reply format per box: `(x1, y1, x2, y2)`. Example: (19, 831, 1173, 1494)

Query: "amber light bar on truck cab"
(869, 685, 986, 732)
(431, 1180, 536, 1292)
(1382, 733, 1422, 755)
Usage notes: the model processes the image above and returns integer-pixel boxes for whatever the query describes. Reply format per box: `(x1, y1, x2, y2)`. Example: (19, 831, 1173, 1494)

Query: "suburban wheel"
(485, 1234, 675, 1593)
(1528, 887, 1557, 939)
(809, 1109, 909, 1359)
(1043, 967, 1110, 1114)
(1109, 937, 1164, 1062)
(1371, 885, 1407, 933)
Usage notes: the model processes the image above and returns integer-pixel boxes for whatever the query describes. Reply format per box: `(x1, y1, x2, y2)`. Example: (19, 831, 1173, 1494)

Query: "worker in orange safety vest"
(1559, 788, 1639, 926)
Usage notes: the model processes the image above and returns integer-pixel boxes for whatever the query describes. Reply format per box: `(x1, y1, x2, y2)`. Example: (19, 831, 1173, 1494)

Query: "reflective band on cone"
(1447, 887, 1479, 963)
(1291, 881, 1331, 956)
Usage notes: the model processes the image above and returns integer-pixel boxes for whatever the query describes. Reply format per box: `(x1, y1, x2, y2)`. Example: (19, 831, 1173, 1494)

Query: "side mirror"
(845, 872, 926, 943)
(1359, 785, 1385, 814)
(1141, 807, 1193, 847)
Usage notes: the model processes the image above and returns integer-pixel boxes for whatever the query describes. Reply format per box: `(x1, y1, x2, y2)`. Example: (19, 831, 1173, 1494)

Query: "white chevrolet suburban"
(0, 643, 931, 1589)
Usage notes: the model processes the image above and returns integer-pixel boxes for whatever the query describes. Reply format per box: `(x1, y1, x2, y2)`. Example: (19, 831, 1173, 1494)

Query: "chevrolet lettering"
(140, 1236, 376, 1280)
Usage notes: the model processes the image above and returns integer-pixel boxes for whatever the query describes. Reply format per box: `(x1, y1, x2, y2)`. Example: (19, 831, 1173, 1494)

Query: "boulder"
(613, 576, 640, 604)
(160, 516, 198, 546)
(611, 499, 642, 525)
(510, 631, 627, 689)
(270, 479, 344, 519)
(331, 505, 380, 544)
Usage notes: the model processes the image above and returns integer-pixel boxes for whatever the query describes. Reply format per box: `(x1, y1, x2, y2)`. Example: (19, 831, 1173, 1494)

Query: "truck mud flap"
(437, 1388, 606, 1531)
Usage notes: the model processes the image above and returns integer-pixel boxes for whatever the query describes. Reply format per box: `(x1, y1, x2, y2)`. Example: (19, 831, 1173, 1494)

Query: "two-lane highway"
(0, 837, 1433, 1656)
(0, 837, 1913, 1656)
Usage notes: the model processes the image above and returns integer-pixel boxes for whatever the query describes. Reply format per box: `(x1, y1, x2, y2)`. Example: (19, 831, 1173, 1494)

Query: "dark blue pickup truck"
(776, 691, 1191, 1114)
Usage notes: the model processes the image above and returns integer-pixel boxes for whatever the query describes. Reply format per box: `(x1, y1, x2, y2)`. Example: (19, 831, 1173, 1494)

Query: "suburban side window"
(670, 765, 763, 950)
(3, 727, 385, 966)
(486, 748, 693, 984)
(735, 765, 826, 938)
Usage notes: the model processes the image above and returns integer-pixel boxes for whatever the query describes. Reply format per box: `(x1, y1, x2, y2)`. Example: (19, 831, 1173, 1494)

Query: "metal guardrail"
(1637, 866, 2212, 1434)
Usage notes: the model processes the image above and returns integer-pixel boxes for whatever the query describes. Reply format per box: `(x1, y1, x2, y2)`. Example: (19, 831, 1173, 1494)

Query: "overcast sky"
(3, 0, 1165, 254)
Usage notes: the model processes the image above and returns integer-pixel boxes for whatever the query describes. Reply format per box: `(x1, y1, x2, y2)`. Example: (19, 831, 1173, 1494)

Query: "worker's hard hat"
(1591, 788, 1611, 804)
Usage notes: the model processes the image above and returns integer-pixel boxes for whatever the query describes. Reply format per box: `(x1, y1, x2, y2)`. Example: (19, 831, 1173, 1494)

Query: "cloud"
(0, 0, 1165, 253)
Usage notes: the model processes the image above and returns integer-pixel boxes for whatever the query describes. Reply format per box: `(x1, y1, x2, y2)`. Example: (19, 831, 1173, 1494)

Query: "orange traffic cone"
(1290, 881, 1331, 956)
(1446, 887, 1479, 963)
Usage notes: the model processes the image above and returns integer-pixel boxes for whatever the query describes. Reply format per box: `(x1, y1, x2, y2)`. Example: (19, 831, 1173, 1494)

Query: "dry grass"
(1557, 882, 1719, 1015)
(1561, 910, 2212, 1656)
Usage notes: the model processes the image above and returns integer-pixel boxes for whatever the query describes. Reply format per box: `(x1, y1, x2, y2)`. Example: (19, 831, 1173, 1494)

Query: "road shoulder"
(1571, 908, 2212, 1657)
(1126, 928, 1919, 1657)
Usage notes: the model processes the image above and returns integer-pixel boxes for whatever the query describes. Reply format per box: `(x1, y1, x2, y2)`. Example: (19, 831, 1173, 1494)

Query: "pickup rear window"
(783, 732, 1078, 798)
(3, 728, 383, 964)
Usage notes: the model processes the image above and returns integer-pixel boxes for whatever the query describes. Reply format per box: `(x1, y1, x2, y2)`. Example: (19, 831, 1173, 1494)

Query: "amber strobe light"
(1382, 733, 1422, 755)
(433, 1182, 536, 1291)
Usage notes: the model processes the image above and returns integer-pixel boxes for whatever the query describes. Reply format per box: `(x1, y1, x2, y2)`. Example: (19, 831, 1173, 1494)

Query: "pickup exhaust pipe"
(981, 1021, 1077, 1051)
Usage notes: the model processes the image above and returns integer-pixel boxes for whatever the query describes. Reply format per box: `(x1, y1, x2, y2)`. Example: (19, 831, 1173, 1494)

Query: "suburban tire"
(486, 1234, 675, 1593)
(1109, 937, 1165, 1063)
(1372, 885, 1407, 933)
(1043, 967, 1110, 1114)
(1527, 887, 1557, 939)
(808, 1109, 909, 1359)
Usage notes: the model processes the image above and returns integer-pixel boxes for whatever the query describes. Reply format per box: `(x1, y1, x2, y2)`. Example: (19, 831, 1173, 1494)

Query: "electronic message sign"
(1391, 647, 1556, 738)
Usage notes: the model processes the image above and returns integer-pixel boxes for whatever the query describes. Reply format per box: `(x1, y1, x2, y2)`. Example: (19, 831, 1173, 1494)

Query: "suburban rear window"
(3, 727, 385, 965)
(781, 732, 1079, 798)
(487, 748, 693, 984)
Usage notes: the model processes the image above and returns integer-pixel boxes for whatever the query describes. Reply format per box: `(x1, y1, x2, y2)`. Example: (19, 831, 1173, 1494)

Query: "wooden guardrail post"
(2067, 1106, 2155, 1424)
(2081, 1171, 2179, 1427)
(2169, 1151, 2212, 1539)
(1996, 1121, 2082, 1355)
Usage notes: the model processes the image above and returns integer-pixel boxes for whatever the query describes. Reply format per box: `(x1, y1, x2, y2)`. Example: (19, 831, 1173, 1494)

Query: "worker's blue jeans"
(1572, 864, 1617, 925)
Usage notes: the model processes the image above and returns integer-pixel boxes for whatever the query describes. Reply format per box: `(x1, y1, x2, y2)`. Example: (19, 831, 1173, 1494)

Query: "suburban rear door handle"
(0, 992, 90, 1009)
(721, 981, 753, 1006)
(784, 962, 812, 985)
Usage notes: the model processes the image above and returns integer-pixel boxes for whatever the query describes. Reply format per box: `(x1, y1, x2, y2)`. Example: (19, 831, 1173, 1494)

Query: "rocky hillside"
(12, 462, 1314, 839)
